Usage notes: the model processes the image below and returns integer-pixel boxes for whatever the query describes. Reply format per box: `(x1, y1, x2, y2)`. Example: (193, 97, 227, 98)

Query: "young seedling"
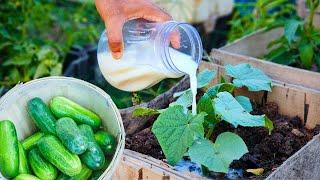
(134, 63, 274, 173)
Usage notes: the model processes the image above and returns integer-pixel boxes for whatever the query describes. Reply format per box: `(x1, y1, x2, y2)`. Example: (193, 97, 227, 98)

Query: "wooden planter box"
(212, 28, 320, 129)
(116, 61, 320, 179)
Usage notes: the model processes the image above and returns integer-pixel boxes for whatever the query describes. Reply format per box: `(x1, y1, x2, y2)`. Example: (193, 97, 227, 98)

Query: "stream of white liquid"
(98, 42, 198, 115)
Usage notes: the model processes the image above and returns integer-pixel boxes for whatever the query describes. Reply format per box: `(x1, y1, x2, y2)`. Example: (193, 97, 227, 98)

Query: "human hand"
(95, 0, 178, 59)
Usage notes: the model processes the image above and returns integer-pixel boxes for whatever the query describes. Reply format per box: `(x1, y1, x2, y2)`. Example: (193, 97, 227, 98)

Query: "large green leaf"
(284, 19, 301, 44)
(189, 132, 248, 173)
(225, 64, 272, 92)
(235, 96, 253, 113)
(34, 62, 49, 79)
(299, 43, 314, 69)
(214, 92, 265, 127)
(152, 106, 206, 165)
(50, 63, 62, 76)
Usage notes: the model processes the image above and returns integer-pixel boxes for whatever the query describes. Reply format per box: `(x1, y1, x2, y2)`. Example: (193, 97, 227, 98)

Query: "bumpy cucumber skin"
(13, 174, 41, 180)
(50, 96, 101, 129)
(22, 132, 44, 151)
(94, 131, 116, 156)
(37, 135, 82, 176)
(57, 164, 92, 180)
(28, 148, 58, 180)
(18, 142, 31, 174)
(89, 159, 111, 180)
(0, 120, 19, 178)
(27, 97, 57, 135)
(56, 117, 88, 154)
(79, 124, 106, 170)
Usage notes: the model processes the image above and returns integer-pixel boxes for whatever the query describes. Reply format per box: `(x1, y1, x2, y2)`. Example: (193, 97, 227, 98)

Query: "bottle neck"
(156, 21, 203, 75)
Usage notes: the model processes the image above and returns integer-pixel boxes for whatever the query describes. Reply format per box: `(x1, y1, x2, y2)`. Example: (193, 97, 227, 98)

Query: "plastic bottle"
(97, 20, 203, 92)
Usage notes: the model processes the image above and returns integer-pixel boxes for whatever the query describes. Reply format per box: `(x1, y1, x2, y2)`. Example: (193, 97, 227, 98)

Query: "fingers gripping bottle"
(97, 20, 203, 114)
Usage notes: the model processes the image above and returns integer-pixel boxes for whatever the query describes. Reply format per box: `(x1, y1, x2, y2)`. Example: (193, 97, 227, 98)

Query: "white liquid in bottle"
(98, 42, 198, 114)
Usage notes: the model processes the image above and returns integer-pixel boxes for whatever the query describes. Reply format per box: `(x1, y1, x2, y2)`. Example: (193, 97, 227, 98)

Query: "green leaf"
(214, 92, 265, 127)
(132, 107, 160, 117)
(235, 96, 253, 113)
(197, 93, 218, 126)
(170, 90, 193, 109)
(152, 106, 206, 165)
(264, 116, 274, 135)
(284, 19, 301, 44)
(189, 132, 248, 173)
(9, 68, 20, 83)
(206, 83, 235, 98)
(50, 63, 62, 76)
(225, 64, 272, 92)
(34, 62, 49, 79)
(299, 43, 314, 69)
(271, 51, 297, 65)
(3, 54, 33, 66)
(197, 69, 216, 88)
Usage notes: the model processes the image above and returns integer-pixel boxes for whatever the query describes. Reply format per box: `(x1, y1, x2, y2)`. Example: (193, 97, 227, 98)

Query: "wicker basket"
(0, 77, 125, 179)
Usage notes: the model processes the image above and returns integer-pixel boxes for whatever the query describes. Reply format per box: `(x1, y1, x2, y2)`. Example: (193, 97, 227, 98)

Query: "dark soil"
(125, 102, 320, 179)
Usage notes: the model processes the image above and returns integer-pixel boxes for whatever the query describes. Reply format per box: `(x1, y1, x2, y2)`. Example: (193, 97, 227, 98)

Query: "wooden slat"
(114, 149, 205, 180)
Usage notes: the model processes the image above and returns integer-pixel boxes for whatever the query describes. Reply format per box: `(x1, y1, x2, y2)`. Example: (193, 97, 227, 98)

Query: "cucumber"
(37, 135, 82, 176)
(28, 148, 58, 180)
(0, 120, 19, 178)
(50, 96, 101, 129)
(14, 174, 41, 180)
(88, 159, 111, 180)
(94, 131, 116, 156)
(57, 164, 92, 180)
(22, 132, 44, 151)
(56, 117, 88, 154)
(18, 142, 31, 174)
(27, 97, 57, 135)
(79, 124, 105, 170)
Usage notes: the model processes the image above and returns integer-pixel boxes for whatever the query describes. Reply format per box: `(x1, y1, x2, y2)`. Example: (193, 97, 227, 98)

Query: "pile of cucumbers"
(0, 96, 117, 180)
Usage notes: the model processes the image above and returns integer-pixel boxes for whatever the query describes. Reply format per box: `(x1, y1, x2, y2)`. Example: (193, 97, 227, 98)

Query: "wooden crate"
(218, 28, 320, 91)
(113, 149, 204, 180)
(114, 62, 320, 179)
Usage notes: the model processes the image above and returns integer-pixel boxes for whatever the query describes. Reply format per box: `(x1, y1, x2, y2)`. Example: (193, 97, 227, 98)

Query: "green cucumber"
(14, 174, 41, 180)
(27, 97, 57, 134)
(79, 124, 105, 170)
(50, 96, 101, 129)
(56, 117, 88, 154)
(37, 135, 82, 176)
(22, 132, 44, 151)
(88, 159, 111, 180)
(18, 142, 31, 174)
(94, 131, 116, 156)
(0, 120, 19, 178)
(57, 164, 92, 180)
(28, 148, 58, 180)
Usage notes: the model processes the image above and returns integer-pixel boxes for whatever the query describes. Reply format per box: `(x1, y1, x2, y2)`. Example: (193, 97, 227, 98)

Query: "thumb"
(106, 18, 125, 59)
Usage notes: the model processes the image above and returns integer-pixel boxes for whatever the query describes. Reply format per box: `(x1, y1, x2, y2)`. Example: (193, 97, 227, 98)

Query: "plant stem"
(205, 127, 214, 139)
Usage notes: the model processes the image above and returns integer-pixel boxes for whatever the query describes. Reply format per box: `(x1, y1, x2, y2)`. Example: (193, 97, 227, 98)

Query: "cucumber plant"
(228, 0, 295, 42)
(264, 0, 320, 70)
(133, 63, 274, 173)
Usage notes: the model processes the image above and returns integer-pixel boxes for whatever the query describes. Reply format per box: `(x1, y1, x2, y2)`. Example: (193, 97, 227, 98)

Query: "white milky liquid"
(98, 42, 198, 114)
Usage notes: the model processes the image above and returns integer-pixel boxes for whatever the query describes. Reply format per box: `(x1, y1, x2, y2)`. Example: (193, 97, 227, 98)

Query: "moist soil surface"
(125, 102, 320, 179)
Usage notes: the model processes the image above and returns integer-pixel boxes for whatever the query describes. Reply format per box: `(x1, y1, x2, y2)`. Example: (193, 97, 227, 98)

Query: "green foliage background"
(0, 0, 103, 87)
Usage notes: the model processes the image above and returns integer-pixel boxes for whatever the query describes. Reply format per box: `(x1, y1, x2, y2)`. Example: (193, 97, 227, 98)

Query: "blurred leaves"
(228, 0, 296, 42)
(264, 1, 320, 71)
(0, 0, 103, 87)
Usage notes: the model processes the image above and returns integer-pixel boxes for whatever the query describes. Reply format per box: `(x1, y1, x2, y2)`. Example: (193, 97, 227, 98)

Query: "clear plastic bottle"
(97, 20, 203, 92)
